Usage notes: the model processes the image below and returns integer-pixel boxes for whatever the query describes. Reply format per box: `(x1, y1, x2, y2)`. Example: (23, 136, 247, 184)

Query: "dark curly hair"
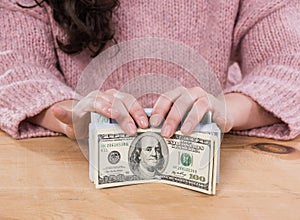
(18, 0, 119, 57)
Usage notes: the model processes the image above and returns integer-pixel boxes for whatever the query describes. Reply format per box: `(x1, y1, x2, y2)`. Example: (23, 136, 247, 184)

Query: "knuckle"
(195, 95, 209, 106)
(161, 96, 174, 107)
(86, 91, 96, 99)
(151, 107, 163, 116)
(86, 91, 102, 103)
(171, 104, 186, 118)
(126, 94, 137, 105)
(94, 90, 103, 97)
(192, 104, 208, 119)
(126, 93, 135, 100)
(107, 88, 117, 93)
(129, 104, 143, 115)
(192, 86, 204, 94)
(161, 92, 172, 101)
(178, 86, 187, 92)
(187, 115, 198, 124)
(181, 94, 193, 104)
(166, 115, 181, 126)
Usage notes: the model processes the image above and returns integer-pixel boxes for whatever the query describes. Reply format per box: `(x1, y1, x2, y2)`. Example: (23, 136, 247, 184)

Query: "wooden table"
(0, 130, 299, 220)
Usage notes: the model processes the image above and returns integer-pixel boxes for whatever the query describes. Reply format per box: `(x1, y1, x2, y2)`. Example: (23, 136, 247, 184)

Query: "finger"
(52, 105, 72, 125)
(128, 101, 148, 128)
(52, 107, 76, 139)
(107, 90, 148, 129)
(209, 95, 233, 132)
(111, 98, 137, 136)
(119, 94, 148, 129)
(213, 113, 233, 133)
(74, 91, 113, 118)
(93, 94, 115, 117)
(72, 90, 138, 136)
(64, 125, 76, 140)
(161, 94, 195, 137)
(71, 93, 112, 139)
(180, 97, 211, 134)
(150, 87, 184, 127)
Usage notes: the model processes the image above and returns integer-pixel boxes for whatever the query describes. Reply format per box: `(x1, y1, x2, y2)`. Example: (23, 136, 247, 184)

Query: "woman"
(0, 0, 299, 140)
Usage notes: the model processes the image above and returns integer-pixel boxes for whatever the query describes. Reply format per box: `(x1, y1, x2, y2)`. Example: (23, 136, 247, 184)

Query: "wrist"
(224, 93, 280, 131)
(224, 93, 253, 130)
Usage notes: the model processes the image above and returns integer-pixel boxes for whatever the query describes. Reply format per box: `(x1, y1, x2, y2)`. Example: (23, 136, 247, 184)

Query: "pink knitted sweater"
(0, 0, 299, 140)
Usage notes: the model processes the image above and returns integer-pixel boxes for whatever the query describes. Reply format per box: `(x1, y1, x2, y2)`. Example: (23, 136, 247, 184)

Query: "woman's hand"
(69, 89, 149, 138)
(29, 89, 149, 139)
(26, 99, 76, 138)
(149, 86, 280, 138)
(149, 86, 233, 138)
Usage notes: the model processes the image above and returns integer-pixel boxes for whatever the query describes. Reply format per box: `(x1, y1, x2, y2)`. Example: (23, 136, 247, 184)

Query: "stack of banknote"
(89, 109, 220, 195)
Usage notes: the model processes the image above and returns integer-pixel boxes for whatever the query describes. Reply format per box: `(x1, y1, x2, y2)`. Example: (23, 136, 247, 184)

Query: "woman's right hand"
(52, 89, 149, 139)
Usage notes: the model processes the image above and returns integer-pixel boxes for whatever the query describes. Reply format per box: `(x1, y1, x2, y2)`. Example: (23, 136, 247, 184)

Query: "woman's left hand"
(149, 86, 234, 138)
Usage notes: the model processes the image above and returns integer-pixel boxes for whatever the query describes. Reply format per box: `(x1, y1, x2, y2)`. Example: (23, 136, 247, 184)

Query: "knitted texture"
(0, 0, 299, 140)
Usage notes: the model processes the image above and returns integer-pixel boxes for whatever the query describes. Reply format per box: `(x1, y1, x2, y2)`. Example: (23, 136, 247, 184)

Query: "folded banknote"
(89, 109, 220, 195)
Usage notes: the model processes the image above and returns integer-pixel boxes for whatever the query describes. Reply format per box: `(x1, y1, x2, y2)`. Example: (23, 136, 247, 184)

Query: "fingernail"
(139, 117, 148, 128)
(161, 124, 172, 137)
(181, 121, 192, 134)
(150, 115, 162, 127)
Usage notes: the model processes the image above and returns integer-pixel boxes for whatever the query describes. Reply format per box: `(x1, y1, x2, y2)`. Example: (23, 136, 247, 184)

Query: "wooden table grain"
(0, 130, 299, 220)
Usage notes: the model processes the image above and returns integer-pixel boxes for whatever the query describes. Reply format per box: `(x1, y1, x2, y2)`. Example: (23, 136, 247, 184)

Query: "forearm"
(224, 93, 280, 131)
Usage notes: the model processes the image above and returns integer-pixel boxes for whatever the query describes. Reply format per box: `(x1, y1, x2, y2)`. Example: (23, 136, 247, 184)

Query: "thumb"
(52, 105, 73, 125)
(213, 113, 234, 133)
(52, 106, 77, 139)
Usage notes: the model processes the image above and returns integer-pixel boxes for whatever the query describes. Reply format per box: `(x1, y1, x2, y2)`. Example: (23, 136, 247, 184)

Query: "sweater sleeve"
(0, 6, 76, 139)
(226, 0, 300, 140)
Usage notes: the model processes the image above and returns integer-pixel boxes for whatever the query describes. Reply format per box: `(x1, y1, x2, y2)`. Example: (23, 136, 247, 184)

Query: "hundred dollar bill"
(89, 111, 221, 185)
(92, 127, 219, 195)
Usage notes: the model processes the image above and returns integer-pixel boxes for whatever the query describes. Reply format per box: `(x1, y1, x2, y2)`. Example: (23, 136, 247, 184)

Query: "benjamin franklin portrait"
(129, 132, 168, 179)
